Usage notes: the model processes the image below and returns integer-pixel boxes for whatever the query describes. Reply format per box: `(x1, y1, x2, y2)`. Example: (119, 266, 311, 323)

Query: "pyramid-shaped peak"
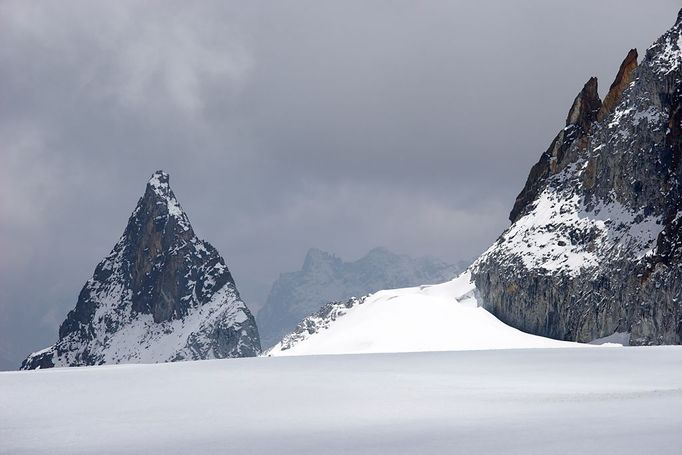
(21, 169, 261, 369)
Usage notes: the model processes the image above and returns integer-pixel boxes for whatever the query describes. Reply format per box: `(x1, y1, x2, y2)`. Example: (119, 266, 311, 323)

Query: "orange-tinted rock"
(597, 49, 638, 121)
(509, 78, 602, 223)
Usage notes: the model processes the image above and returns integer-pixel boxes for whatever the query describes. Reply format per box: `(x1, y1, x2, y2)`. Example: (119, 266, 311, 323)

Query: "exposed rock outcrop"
(509, 77, 602, 223)
(22, 171, 260, 369)
(473, 9, 682, 345)
(267, 296, 367, 354)
(598, 49, 639, 121)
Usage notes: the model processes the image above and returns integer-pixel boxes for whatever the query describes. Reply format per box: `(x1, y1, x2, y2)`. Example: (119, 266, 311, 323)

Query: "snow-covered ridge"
(647, 15, 682, 75)
(267, 272, 607, 356)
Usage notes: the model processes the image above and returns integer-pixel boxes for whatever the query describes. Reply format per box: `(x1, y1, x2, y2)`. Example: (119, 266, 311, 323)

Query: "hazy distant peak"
(257, 246, 461, 347)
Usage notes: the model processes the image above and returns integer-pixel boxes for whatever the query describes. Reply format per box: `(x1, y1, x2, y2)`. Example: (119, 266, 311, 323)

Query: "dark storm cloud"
(0, 0, 679, 368)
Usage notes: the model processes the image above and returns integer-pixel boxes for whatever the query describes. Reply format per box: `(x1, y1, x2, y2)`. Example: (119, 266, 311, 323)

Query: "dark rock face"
(509, 77, 602, 223)
(22, 171, 260, 369)
(598, 49, 639, 121)
(257, 247, 460, 348)
(473, 10, 682, 345)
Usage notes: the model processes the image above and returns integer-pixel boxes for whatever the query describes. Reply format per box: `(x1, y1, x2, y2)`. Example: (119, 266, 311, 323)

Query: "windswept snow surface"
(1, 348, 682, 454)
(268, 272, 594, 356)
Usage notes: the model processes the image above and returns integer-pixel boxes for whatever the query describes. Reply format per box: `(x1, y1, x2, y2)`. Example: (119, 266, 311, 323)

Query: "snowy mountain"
(472, 9, 682, 345)
(21, 171, 260, 369)
(267, 271, 598, 356)
(257, 247, 460, 347)
(268, 9, 682, 354)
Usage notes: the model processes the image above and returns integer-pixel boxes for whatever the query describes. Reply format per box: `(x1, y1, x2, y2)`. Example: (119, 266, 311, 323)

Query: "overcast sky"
(0, 1, 679, 369)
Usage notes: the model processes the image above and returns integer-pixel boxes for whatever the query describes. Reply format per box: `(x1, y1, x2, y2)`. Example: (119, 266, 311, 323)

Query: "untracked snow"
(268, 272, 599, 356)
(1, 348, 681, 455)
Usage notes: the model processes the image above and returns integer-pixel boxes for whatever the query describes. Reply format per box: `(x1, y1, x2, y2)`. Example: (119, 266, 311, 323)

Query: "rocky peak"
(114, 170, 228, 323)
(509, 77, 602, 223)
(22, 171, 260, 369)
(474, 8, 682, 346)
(565, 77, 601, 133)
(142, 170, 192, 231)
(598, 49, 638, 121)
(645, 11, 682, 76)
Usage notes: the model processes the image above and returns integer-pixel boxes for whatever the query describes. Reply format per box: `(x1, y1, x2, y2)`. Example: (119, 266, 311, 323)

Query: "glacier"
(2, 347, 682, 454)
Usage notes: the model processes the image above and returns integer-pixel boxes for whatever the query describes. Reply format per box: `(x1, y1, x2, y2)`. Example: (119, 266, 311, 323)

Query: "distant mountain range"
(257, 247, 462, 347)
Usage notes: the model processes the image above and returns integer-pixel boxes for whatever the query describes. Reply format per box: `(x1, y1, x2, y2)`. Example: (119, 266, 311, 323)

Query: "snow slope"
(257, 247, 459, 347)
(267, 272, 601, 356)
(2, 347, 681, 455)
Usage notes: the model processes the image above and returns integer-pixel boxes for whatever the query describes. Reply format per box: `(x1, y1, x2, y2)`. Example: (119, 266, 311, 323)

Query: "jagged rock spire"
(509, 77, 602, 223)
(598, 49, 638, 121)
(565, 77, 601, 130)
(475, 7, 682, 346)
(22, 171, 260, 369)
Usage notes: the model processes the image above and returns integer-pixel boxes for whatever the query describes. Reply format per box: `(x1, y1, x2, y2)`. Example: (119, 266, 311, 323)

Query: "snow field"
(1, 347, 681, 454)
